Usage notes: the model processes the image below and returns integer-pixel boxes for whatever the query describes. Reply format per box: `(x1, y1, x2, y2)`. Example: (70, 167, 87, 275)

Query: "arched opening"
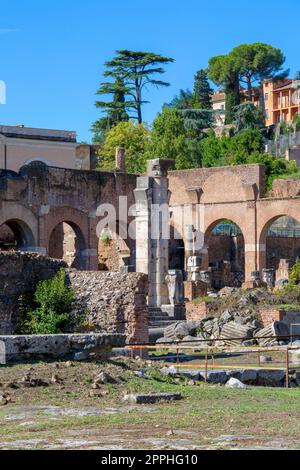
(205, 219, 245, 289)
(24, 157, 51, 166)
(264, 216, 300, 279)
(98, 221, 135, 272)
(0, 219, 35, 251)
(48, 221, 87, 270)
(169, 225, 185, 271)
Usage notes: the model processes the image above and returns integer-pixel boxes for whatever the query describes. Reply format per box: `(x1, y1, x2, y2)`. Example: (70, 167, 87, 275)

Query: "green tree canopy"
(92, 78, 129, 144)
(208, 43, 288, 122)
(97, 50, 174, 124)
(98, 120, 150, 174)
(145, 108, 192, 169)
(198, 127, 299, 189)
(233, 102, 265, 133)
(179, 108, 214, 134)
(192, 69, 213, 109)
(166, 89, 194, 109)
(208, 55, 241, 124)
(230, 43, 288, 100)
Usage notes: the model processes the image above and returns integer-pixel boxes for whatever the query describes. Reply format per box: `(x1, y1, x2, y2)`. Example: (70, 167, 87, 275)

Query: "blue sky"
(0, 0, 299, 142)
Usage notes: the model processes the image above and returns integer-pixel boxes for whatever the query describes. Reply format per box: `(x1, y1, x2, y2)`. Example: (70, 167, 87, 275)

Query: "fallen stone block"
(94, 372, 116, 385)
(182, 335, 200, 343)
(123, 393, 182, 404)
(156, 337, 176, 344)
(0, 334, 125, 363)
(199, 370, 227, 384)
(256, 369, 286, 387)
(174, 321, 199, 339)
(180, 370, 201, 381)
(226, 369, 257, 383)
(225, 378, 247, 389)
(254, 322, 289, 346)
(220, 322, 254, 346)
(73, 351, 89, 362)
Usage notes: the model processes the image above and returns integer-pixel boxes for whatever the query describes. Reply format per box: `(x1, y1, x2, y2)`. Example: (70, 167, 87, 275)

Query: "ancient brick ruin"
(0, 252, 148, 344)
(1, 157, 300, 334)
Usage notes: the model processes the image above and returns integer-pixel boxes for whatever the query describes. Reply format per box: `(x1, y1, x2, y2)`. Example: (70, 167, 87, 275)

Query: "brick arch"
(42, 207, 90, 270)
(256, 200, 300, 274)
(259, 212, 300, 246)
(0, 202, 38, 250)
(97, 219, 136, 272)
(203, 210, 249, 244)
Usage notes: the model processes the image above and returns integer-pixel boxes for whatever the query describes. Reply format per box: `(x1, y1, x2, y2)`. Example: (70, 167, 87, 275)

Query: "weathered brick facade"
(68, 270, 149, 344)
(185, 301, 209, 322)
(184, 280, 207, 302)
(0, 252, 149, 344)
(259, 307, 285, 326)
(0, 161, 300, 287)
(0, 252, 66, 334)
(0, 162, 137, 271)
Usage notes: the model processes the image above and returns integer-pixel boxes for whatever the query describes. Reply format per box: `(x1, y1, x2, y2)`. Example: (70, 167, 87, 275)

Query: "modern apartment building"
(263, 79, 300, 127)
(212, 78, 300, 128)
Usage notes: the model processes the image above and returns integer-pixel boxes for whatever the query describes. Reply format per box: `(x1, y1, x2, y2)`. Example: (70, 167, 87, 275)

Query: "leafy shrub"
(293, 113, 300, 130)
(274, 283, 300, 306)
(288, 259, 300, 286)
(100, 229, 112, 246)
(22, 269, 75, 334)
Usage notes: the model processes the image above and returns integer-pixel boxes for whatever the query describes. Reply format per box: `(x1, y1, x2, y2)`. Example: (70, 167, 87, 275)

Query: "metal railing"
(128, 334, 300, 388)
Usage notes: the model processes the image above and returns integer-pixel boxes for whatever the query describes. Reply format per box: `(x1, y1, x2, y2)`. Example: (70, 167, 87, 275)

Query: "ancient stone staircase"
(148, 308, 179, 328)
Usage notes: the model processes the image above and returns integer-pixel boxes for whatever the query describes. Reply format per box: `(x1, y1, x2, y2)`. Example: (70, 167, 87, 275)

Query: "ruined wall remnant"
(0, 162, 137, 271)
(0, 252, 66, 334)
(0, 253, 149, 345)
(269, 178, 300, 198)
(68, 270, 149, 344)
(0, 333, 125, 363)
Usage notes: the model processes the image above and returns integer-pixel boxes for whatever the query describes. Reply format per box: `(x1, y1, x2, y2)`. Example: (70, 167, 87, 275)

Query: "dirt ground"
(1, 358, 300, 450)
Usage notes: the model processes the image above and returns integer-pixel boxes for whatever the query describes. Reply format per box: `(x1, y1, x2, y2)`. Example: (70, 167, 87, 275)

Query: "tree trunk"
(246, 76, 252, 101)
(136, 80, 142, 124)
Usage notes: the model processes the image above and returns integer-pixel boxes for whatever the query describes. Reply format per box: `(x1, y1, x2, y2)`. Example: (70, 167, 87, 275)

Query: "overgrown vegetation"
(19, 269, 75, 334)
(94, 43, 300, 188)
(288, 259, 300, 286)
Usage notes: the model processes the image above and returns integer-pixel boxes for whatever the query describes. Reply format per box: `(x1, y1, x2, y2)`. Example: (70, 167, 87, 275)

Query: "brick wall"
(269, 178, 300, 198)
(0, 252, 66, 334)
(184, 281, 207, 302)
(168, 164, 265, 205)
(0, 253, 149, 345)
(67, 270, 149, 345)
(259, 307, 285, 326)
(185, 301, 209, 322)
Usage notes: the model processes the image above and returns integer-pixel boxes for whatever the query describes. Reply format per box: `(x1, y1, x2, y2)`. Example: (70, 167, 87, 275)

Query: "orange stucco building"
(261, 79, 300, 127)
(212, 78, 300, 128)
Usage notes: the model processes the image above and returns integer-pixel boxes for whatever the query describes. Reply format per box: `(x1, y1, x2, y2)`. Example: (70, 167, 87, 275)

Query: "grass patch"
(1, 360, 300, 449)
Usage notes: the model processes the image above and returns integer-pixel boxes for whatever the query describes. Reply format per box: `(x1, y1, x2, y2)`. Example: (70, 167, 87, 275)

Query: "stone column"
(115, 147, 126, 173)
(134, 159, 174, 309)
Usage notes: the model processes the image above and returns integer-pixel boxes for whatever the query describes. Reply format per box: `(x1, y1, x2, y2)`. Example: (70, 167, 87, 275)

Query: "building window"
(265, 93, 269, 101)
(265, 109, 269, 119)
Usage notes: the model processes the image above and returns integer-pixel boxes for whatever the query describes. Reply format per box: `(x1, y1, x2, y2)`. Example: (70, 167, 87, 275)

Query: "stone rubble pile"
(160, 365, 296, 387)
(157, 286, 294, 346)
(157, 317, 289, 347)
